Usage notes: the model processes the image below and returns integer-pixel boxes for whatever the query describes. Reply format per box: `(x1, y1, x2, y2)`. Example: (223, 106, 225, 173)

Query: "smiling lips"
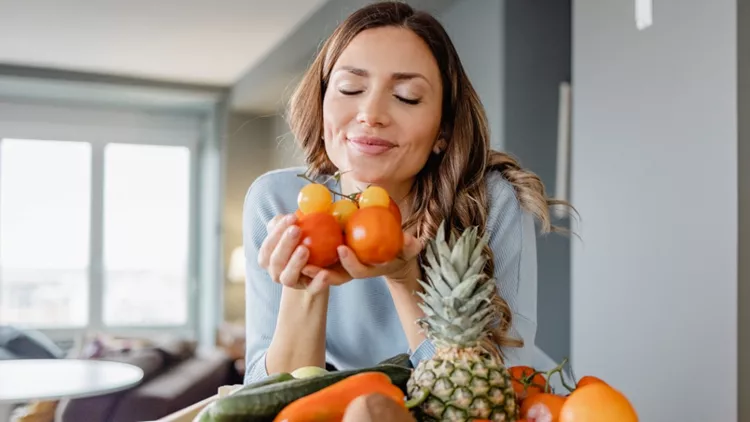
(348, 136, 396, 156)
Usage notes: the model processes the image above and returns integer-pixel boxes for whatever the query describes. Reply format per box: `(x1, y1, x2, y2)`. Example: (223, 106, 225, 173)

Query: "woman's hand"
(257, 213, 322, 290)
(301, 232, 425, 294)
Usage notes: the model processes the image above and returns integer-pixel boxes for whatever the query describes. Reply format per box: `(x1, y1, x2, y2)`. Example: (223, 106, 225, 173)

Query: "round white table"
(0, 359, 144, 422)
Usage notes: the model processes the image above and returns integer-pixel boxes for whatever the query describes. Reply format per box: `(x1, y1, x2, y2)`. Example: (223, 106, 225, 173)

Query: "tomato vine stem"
(296, 170, 361, 202)
(542, 357, 576, 393)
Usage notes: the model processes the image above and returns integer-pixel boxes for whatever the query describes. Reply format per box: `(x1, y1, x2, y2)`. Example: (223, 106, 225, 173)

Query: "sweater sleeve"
(242, 175, 285, 384)
(408, 172, 538, 368)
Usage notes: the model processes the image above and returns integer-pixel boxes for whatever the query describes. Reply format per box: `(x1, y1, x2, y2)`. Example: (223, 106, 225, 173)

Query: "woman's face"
(322, 26, 443, 196)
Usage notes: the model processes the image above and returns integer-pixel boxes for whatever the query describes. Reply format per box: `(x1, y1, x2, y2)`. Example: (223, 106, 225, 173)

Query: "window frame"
(0, 99, 207, 344)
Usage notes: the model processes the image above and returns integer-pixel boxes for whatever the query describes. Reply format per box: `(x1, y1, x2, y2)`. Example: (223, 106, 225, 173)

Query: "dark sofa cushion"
(0, 326, 64, 359)
(0, 347, 19, 360)
(101, 348, 166, 382)
(108, 349, 232, 422)
(153, 337, 198, 365)
(57, 349, 165, 422)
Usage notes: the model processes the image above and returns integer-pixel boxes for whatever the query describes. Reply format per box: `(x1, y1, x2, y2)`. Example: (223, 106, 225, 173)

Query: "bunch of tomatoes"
(294, 182, 404, 268)
(509, 362, 638, 422)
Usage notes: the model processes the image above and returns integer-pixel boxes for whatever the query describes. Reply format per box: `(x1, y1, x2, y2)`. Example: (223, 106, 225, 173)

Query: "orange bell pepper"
(273, 371, 406, 422)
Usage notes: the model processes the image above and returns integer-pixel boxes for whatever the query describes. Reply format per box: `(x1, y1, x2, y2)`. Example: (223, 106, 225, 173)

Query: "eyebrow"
(336, 66, 429, 83)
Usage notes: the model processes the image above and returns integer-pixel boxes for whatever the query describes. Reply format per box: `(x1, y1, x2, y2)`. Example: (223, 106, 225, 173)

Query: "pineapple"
(407, 221, 518, 422)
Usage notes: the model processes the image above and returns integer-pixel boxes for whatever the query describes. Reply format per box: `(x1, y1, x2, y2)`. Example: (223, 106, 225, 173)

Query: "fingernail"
(285, 214, 297, 224)
(337, 246, 347, 258)
(288, 226, 300, 237)
(295, 246, 307, 258)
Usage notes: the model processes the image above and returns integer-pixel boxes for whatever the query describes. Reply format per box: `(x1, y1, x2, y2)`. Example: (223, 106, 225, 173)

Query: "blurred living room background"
(0, 0, 746, 421)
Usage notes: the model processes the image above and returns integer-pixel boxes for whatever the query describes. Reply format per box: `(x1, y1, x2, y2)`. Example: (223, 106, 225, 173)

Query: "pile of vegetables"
(193, 354, 422, 422)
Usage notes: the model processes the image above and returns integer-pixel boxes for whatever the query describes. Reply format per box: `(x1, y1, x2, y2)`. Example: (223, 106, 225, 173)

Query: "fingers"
(278, 245, 309, 287)
(337, 234, 424, 278)
(336, 245, 369, 277)
(302, 264, 349, 287)
(258, 214, 296, 269)
(268, 224, 302, 282)
(398, 233, 425, 260)
(266, 214, 284, 233)
(306, 269, 330, 295)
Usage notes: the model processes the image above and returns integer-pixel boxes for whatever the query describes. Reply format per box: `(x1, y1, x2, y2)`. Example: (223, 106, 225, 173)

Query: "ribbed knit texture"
(243, 167, 538, 384)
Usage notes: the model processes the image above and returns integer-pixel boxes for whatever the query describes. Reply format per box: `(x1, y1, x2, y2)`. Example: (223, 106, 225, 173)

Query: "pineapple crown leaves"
(415, 220, 500, 348)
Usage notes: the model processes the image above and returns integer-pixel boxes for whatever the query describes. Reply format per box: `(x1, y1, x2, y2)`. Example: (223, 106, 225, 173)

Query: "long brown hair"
(286, 1, 572, 356)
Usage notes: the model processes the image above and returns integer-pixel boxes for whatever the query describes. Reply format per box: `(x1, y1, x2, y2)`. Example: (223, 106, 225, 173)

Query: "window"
(0, 139, 91, 327)
(103, 143, 190, 326)
(0, 114, 198, 332)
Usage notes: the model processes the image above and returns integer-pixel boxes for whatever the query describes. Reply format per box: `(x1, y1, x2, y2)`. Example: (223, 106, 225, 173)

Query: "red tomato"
(345, 207, 403, 264)
(296, 212, 344, 268)
(388, 198, 402, 225)
(509, 365, 548, 401)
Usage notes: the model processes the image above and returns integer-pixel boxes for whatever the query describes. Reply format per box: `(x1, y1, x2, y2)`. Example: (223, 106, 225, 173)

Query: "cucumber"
(231, 372, 295, 396)
(377, 353, 413, 368)
(193, 402, 215, 422)
(191, 373, 295, 422)
(209, 363, 412, 422)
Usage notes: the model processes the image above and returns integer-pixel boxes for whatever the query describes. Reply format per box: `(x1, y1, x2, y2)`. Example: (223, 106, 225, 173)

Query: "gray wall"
(440, 0, 503, 150)
(739, 0, 749, 419)
(502, 1, 571, 364)
(441, 0, 572, 364)
(571, 1, 738, 420)
(223, 113, 274, 322)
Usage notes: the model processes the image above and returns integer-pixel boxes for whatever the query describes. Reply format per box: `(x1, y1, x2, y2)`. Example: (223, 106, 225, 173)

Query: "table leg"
(0, 403, 14, 422)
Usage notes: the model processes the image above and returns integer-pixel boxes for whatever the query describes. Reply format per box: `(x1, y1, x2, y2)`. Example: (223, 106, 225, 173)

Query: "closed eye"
(395, 95, 421, 105)
(339, 89, 420, 105)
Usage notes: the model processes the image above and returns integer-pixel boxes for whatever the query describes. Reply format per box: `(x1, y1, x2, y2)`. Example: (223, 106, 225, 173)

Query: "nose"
(356, 92, 390, 127)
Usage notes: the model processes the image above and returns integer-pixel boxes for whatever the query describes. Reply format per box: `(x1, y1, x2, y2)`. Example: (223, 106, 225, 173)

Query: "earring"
(433, 145, 442, 154)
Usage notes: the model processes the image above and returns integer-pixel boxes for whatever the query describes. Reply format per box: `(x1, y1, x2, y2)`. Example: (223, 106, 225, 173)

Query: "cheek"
(400, 110, 441, 156)
(322, 97, 350, 169)
(322, 96, 353, 139)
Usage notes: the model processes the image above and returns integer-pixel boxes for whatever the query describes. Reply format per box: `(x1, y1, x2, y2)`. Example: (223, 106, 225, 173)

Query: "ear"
(432, 138, 447, 154)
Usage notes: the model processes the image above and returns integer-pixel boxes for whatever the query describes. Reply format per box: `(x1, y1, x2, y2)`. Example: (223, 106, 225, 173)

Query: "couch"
(0, 326, 66, 360)
(55, 339, 241, 422)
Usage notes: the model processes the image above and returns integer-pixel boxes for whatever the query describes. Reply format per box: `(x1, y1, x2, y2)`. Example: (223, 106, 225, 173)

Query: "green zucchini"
(230, 372, 295, 396)
(191, 373, 295, 422)
(209, 363, 412, 422)
(377, 353, 413, 368)
(193, 402, 215, 422)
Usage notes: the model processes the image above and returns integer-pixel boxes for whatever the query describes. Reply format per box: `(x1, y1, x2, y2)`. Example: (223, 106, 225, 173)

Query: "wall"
(739, 0, 749, 419)
(502, 1, 572, 364)
(440, 0, 503, 150)
(571, 1, 738, 420)
(222, 112, 274, 322)
(270, 113, 306, 169)
(441, 0, 573, 363)
(222, 110, 306, 322)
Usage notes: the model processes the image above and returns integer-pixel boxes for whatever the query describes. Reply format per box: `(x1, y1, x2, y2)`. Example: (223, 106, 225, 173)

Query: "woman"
(242, 1, 566, 384)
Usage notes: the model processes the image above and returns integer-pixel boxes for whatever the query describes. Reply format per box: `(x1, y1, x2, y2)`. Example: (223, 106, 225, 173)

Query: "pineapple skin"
(405, 222, 519, 422)
(407, 347, 518, 422)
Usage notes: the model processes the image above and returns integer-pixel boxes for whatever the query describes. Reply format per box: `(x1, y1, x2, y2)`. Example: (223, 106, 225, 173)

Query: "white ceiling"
(0, 0, 330, 86)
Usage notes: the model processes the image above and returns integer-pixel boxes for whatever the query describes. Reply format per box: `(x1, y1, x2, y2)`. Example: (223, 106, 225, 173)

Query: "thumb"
(401, 233, 425, 260)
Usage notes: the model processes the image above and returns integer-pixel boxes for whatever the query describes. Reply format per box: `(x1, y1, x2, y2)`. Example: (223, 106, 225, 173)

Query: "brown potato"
(342, 393, 417, 422)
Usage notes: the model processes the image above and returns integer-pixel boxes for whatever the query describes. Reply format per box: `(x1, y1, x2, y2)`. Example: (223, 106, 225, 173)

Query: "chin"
(346, 167, 393, 185)
(336, 153, 387, 181)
